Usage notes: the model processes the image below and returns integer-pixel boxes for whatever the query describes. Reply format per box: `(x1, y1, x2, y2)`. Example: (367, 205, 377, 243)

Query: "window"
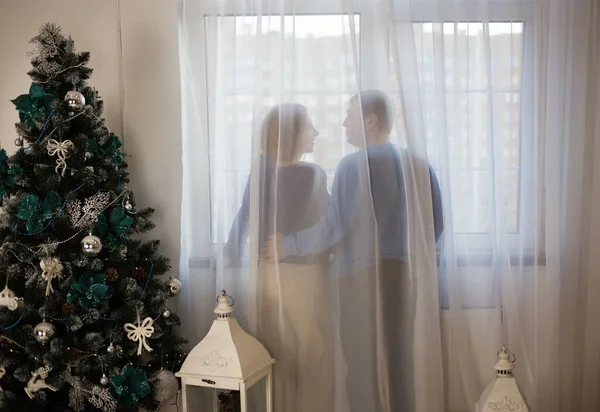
(406, 21, 525, 235)
(204, 14, 360, 243)
(386, 3, 534, 255)
(201, 3, 535, 255)
(385, 21, 534, 254)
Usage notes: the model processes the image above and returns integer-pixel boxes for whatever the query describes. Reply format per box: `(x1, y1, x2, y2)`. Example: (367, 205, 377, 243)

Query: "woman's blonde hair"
(261, 103, 309, 164)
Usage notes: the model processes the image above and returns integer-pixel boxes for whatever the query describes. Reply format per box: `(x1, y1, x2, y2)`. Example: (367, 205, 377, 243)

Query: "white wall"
(0, 1, 181, 410)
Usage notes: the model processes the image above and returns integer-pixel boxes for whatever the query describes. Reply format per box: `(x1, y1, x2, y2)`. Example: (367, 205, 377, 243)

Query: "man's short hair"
(350, 90, 395, 134)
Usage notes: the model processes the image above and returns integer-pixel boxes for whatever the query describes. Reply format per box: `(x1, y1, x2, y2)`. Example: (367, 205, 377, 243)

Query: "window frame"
(188, 0, 541, 260)
(377, 2, 539, 256)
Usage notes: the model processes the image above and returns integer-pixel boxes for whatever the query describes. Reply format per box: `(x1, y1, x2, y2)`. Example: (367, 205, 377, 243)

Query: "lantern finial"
(214, 290, 233, 320)
(494, 345, 515, 377)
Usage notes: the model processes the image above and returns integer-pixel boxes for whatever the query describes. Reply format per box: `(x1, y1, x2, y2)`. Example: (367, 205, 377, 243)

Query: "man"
(263, 90, 443, 411)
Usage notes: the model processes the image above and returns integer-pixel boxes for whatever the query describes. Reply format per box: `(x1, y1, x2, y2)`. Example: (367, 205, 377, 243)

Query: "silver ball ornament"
(166, 277, 181, 297)
(14, 137, 23, 147)
(81, 234, 102, 255)
(162, 309, 171, 318)
(34, 321, 56, 344)
(100, 373, 109, 386)
(151, 370, 179, 402)
(64, 90, 86, 111)
(124, 201, 133, 211)
(107, 343, 115, 353)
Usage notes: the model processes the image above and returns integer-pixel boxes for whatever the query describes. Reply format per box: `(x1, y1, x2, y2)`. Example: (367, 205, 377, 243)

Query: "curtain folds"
(178, 0, 600, 410)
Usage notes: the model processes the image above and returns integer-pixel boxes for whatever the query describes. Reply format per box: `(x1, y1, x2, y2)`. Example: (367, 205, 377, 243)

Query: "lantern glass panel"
(183, 376, 269, 412)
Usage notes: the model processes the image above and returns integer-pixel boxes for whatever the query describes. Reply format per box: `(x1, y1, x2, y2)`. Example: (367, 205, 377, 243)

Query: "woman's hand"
(261, 233, 284, 261)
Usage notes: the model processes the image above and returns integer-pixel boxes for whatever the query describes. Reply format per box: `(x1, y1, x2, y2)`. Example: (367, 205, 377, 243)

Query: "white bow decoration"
(124, 317, 154, 355)
(40, 257, 64, 296)
(46, 139, 74, 177)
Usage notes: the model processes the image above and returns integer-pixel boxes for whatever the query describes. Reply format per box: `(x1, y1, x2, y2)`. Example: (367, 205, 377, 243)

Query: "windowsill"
(189, 253, 547, 269)
(443, 253, 546, 267)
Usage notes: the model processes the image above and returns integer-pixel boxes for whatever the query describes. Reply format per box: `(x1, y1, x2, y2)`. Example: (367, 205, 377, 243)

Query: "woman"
(224, 103, 332, 412)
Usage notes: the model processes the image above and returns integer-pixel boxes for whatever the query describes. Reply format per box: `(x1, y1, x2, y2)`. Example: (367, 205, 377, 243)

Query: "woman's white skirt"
(257, 261, 333, 412)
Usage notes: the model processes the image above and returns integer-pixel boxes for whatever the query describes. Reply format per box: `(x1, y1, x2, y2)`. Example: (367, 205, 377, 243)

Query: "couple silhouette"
(225, 90, 443, 412)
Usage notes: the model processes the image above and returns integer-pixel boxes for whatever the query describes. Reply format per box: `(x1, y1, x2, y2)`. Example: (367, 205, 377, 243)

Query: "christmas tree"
(0, 23, 186, 411)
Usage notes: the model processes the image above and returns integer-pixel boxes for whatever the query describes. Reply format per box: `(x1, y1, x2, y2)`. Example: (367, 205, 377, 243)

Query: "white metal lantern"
(475, 346, 529, 412)
(176, 290, 275, 411)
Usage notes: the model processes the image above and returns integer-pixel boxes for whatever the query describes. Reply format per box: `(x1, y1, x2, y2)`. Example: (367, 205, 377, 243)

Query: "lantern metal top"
(495, 346, 515, 377)
(214, 290, 234, 320)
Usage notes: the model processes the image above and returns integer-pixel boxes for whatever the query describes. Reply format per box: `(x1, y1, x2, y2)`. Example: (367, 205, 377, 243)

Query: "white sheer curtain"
(178, 0, 600, 411)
